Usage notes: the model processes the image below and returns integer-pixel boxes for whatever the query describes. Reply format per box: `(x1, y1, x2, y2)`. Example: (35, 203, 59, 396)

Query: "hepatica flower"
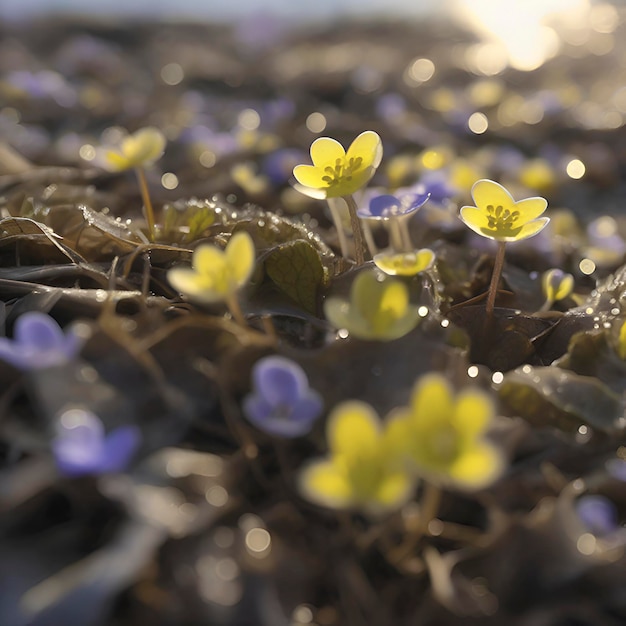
(98, 126, 166, 242)
(360, 189, 430, 221)
(358, 188, 430, 253)
(460, 179, 549, 243)
(540, 268, 574, 311)
(0, 312, 83, 371)
(324, 270, 420, 341)
(101, 126, 166, 172)
(387, 373, 503, 489)
(243, 356, 323, 438)
(168, 232, 255, 303)
(373, 249, 435, 277)
(459, 179, 549, 316)
(52, 409, 140, 477)
(298, 401, 414, 515)
(294, 131, 383, 265)
(293, 131, 382, 200)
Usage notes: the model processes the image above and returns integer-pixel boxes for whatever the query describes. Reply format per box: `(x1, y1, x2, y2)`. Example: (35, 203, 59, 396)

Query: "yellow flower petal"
(460, 179, 549, 242)
(310, 136, 345, 167)
(226, 232, 255, 286)
(104, 150, 130, 171)
(373, 471, 414, 509)
(327, 401, 381, 459)
(121, 127, 166, 166)
(542, 269, 574, 303)
(325, 271, 419, 340)
(293, 164, 329, 189)
(382, 409, 413, 456)
(451, 388, 494, 440)
(371, 280, 410, 334)
(346, 131, 383, 169)
(459, 206, 491, 235)
(167, 267, 208, 297)
(448, 442, 503, 488)
(471, 179, 516, 212)
(168, 235, 255, 303)
(101, 127, 166, 171)
(298, 459, 353, 508)
(193, 245, 227, 275)
(323, 297, 354, 330)
(513, 197, 548, 221)
(410, 373, 455, 429)
(373, 249, 435, 276)
(351, 271, 381, 317)
(292, 132, 382, 199)
(513, 217, 550, 241)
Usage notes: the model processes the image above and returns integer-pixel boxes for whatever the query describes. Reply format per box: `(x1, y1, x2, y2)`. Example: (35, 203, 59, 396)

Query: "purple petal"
(366, 194, 401, 218)
(0, 338, 38, 370)
(575, 495, 619, 536)
(397, 190, 431, 214)
(242, 390, 322, 438)
(98, 426, 141, 473)
(0, 312, 79, 370)
(242, 393, 274, 425)
(14, 312, 66, 350)
(291, 391, 324, 424)
(252, 356, 308, 407)
(253, 414, 316, 438)
(52, 410, 106, 476)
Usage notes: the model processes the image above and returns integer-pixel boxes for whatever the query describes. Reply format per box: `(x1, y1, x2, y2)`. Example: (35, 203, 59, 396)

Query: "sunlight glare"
(453, 0, 590, 71)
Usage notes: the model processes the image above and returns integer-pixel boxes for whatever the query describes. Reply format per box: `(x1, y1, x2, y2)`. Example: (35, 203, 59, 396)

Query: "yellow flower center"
(485, 204, 521, 232)
(321, 156, 363, 188)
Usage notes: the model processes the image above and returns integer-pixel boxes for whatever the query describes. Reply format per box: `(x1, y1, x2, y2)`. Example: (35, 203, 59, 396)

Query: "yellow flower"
(373, 249, 435, 277)
(298, 401, 415, 515)
(386, 373, 503, 489)
(293, 131, 383, 199)
(324, 270, 419, 341)
(102, 127, 166, 172)
(460, 179, 549, 242)
(167, 231, 255, 303)
(541, 268, 574, 304)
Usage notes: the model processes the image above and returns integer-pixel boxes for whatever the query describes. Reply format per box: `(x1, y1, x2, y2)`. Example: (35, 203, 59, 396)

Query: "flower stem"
(135, 166, 156, 242)
(486, 241, 506, 318)
(362, 221, 379, 256)
(539, 298, 554, 313)
(226, 294, 247, 327)
(386, 481, 441, 565)
(327, 197, 350, 259)
(344, 194, 366, 266)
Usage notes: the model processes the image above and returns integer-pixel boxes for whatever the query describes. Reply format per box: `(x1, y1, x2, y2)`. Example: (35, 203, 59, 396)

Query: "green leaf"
(264, 240, 325, 315)
(499, 366, 625, 434)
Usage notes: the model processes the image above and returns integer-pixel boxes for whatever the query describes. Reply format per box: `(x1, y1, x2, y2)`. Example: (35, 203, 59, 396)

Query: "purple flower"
(575, 495, 619, 537)
(52, 409, 140, 477)
(358, 188, 430, 221)
(358, 187, 430, 254)
(243, 356, 323, 438)
(0, 312, 84, 371)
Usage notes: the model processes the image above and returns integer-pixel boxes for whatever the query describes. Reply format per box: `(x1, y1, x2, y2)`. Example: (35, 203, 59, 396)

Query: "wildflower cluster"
(0, 312, 140, 476)
(298, 372, 502, 514)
